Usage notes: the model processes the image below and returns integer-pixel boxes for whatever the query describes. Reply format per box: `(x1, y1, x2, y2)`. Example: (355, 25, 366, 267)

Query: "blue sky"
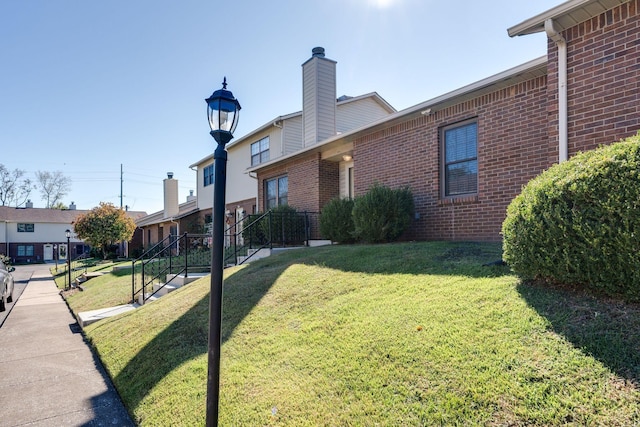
(1, 0, 560, 215)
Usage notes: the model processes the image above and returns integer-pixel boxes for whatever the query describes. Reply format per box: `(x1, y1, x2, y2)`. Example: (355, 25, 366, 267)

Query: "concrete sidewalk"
(0, 263, 134, 426)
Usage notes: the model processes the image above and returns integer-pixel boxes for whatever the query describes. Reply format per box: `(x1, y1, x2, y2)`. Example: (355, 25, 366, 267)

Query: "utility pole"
(120, 164, 123, 209)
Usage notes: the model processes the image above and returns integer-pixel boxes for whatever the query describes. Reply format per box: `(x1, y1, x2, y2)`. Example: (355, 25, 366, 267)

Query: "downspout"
(545, 18, 568, 163)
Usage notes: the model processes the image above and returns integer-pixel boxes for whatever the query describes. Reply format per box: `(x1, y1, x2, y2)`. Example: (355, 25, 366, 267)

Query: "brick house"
(250, 0, 640, 242)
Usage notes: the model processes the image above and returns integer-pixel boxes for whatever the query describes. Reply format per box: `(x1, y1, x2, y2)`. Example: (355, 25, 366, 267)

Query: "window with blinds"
(442, 120, 478, 197)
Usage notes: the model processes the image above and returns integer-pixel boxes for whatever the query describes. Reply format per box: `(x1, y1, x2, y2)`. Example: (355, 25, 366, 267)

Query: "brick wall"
(258, 152, 339, 213)
(560, 0, 640, 153)
(354, 76, 550, 242)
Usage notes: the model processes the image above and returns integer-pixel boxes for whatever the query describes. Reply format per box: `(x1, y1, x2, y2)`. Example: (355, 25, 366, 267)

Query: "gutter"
(545, 18, 568, 163)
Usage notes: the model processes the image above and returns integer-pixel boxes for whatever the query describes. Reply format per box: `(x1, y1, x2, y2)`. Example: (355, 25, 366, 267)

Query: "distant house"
(248, 0, 640, 242)
(0, 202, 147, 263)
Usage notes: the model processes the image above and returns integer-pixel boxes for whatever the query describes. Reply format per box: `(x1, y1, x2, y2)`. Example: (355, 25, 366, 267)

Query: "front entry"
(43, 244, 53, 261)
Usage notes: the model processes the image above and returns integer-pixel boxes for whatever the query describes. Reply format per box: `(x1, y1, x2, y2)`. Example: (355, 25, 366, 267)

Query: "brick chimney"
(302, 47, 337, 147)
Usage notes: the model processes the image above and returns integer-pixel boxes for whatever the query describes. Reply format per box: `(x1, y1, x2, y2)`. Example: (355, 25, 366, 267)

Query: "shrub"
(319, 197, 356, 244)
(502, 134, 640, 301)
(352, 184, 414, 243)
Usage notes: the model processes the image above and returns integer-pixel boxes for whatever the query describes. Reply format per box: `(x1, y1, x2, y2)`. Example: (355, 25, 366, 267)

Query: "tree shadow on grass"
(110, 241, 513, 414)
(517, 280, 640, 386)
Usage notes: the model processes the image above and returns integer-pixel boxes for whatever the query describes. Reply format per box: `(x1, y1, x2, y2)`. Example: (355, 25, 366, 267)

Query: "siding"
(337, 97, 392, 134)
(283, 115, 303, 155)
(303, 57, 337, 147)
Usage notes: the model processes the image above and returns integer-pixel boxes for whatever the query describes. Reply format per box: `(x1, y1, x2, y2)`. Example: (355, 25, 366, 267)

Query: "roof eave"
(508, 0, 630, 37)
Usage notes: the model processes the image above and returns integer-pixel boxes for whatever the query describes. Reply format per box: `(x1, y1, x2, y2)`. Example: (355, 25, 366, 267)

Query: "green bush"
(352, 184, 414, 243)
(502, 134, 640, 301)
(319, 197, 356, 244)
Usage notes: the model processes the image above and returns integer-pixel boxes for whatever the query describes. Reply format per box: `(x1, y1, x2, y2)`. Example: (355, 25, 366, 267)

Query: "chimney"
(302, 47, 337, 147)
(187, 190, 196, 202)
(26, 199, 33, 208)
(69, 201, 76, 210)
(163, 172, 179, 218)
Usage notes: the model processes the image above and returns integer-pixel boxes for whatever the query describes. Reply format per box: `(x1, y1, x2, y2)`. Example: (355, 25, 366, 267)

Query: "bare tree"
(0, 164, 33, 207)
(35, 170, 72, 208)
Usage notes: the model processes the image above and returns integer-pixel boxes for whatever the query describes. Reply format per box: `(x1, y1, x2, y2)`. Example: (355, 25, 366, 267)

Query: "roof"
(189, 92, 396, 169)
(135, 199, 199, 227)
(249, 56, 548, 172)
(0, 206, 147, 223)
(508, 0, 629, 37)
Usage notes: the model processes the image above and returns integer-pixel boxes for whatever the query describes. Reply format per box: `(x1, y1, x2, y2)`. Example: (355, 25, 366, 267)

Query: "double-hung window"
(203, 164, 214, 187)
(251, 137, 270, 166)
(17, 223, 35, 232)
(265, 176, 288, 209)
(17, 245, 34, 256)
(442, 119, 478, 197)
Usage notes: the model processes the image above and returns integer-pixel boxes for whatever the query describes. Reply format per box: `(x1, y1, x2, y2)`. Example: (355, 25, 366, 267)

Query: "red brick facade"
(354, 76, 551, 242)
(256, 2, 640, 242)
(258, 152, 339, 213)
(563, 0, 640, 153)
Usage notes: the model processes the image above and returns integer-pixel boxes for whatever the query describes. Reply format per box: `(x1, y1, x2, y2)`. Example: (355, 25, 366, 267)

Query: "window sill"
(438, 194, 479, 206)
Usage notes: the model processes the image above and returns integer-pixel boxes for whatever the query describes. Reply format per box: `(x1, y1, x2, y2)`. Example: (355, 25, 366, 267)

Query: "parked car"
(0, 265, 15, 312)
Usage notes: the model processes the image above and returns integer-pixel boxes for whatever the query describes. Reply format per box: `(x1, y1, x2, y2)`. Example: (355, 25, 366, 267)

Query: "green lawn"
(77, 242, 640, 426)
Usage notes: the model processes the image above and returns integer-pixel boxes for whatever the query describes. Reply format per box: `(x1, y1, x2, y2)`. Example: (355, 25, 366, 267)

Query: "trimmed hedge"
(319, 197, 356, 244)
(352, 184, 414, 243)
(502, 134, 640, 301)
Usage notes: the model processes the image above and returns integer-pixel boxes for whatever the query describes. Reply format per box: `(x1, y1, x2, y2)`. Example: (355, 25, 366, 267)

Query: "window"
(251, 137, 270, 166)
(17, 245, 34, 256)
(265, 176, 288, 209)
(442, 120, 478, 197)
(203, 164, 214, 187)
(17, 223, 34, 232)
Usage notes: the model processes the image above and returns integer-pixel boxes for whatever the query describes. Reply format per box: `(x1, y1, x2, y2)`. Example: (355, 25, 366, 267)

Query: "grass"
(53, 260, 135, 312)
(74, 242, 640, 426)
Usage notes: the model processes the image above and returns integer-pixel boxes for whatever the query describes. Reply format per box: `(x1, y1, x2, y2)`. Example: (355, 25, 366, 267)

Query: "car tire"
(0, 295, 5, 312)
(6, 292, 12, 304)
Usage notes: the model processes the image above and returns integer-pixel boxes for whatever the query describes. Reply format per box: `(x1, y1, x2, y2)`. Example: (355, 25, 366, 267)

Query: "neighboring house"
(135, 173, 202, 250)
(248, 0, 640, 242)
(0, 202, 147, 263)
(189, 47, 396, 221)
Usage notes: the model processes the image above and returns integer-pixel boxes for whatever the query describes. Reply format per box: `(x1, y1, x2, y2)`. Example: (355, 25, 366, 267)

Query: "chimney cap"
(312, 47, 325, 58)
(167, 172, 174, 179)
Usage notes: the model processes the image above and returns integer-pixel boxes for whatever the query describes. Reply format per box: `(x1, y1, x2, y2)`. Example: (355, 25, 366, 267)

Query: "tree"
(35, 170, 71, 208)
(0, 164, 33, 207)
(74, 202, 137, 259)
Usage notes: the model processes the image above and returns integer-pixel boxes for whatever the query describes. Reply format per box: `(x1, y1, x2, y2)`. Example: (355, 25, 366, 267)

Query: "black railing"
(131, 233, 211, 305)
(63, 253, 92, 288)
(223, 211, 320, 266)
(131, 212, 322, 304)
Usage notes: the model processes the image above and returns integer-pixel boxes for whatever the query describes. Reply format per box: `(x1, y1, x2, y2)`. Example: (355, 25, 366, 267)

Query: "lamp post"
(65, 229, 71, 290)
(205, 77, 241, 427)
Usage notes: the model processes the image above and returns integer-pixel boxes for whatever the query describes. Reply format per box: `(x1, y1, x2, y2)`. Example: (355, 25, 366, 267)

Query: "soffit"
(508, 0, 630, 36)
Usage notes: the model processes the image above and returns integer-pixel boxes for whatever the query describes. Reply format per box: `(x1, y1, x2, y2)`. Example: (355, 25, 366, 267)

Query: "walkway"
(0, 263, 134, 426)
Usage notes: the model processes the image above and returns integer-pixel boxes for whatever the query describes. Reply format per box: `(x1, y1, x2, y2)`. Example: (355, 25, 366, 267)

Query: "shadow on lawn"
(112, 241, 513, 412)
(518, 281, 640, 386)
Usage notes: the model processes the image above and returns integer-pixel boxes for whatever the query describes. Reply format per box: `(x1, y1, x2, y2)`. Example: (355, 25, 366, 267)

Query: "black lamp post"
(65, 229, 71, 290)
(205, 77, 241, 427)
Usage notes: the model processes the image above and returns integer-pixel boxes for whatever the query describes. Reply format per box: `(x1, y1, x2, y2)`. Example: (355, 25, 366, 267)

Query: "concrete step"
(77, 304, 138, 328)
(153, 282, 180, 297)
